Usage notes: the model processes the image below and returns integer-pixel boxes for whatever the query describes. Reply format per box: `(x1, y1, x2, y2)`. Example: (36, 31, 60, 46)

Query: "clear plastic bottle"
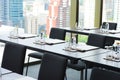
(105, 22, 109, 33)
(115, 42, 120, 60)
(71, 34, 77, 48)
(116, 43, 120, 53)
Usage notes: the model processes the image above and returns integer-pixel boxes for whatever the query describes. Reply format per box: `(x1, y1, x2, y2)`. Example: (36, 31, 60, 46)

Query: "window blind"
(102, 0, 120, 29)
(78, 0, 95, 29)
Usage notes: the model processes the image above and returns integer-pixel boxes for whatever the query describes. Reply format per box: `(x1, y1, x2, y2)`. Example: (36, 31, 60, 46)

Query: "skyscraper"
(0, 0, 23, 27)
(46, 0, 70, 34)
(0, 0, 4, 22)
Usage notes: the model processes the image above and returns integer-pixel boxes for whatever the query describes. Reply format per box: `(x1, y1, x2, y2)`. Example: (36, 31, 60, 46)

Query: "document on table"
(45, 38, 65, 45)
(108, 30, 120, 34)
(18, 34, 37, 39)
(83, 28, 99, 30)
(8, 34, 37, 39)
(34, 38, 65, 45)
(74, 43, 99, 52)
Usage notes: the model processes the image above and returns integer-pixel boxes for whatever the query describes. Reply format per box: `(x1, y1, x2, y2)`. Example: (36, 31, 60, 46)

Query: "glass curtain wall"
(0, 0, 71, 34)
(102, 0, 120, 29)
(23, 0, 49, 34)
(78, 0, 95, 29)
(0, 0, 23, 27)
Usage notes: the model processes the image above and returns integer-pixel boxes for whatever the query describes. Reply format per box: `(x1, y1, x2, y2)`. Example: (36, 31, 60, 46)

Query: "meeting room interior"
(0, 0, 120, 80)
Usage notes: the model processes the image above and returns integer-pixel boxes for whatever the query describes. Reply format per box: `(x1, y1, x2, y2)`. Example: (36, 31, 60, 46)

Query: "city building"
(0, 0, 23, 27)
(46, 0, 70, 34)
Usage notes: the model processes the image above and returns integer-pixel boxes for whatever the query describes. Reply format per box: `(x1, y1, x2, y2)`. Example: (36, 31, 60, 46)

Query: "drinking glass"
(65, 32, 71, 49)
(114, 43, 120, 59)
(104, 22, 109, 33)
(105, 46, 114, 59)
(9, 31, 14, 37)
(71, 34, 77, 49)
(40, 30, 46, 42)
(35, 34, 40, 42)
(9, 26, 18, 38)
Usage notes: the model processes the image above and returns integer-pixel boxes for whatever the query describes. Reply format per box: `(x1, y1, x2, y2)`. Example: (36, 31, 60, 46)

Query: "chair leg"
(85, 68, 87, 80)
(25, 56, 30, 76)
(80, 70, 84, 80)
(64, 73, 67, 80)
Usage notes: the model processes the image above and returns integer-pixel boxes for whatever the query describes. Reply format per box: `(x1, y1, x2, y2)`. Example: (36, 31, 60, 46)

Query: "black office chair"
(25, 28, 66, 75)
(38, 53, 67, 80)
(67, 59, 85, 80)
(102, 22, 117, 46)
(2, 42, 26, 74)
(87, 34, 106, 48)
(102, 22, 117, 30)
(90, 67, 120, 80)
(67, 34, 106, 80)
(49, 28, 66, 40)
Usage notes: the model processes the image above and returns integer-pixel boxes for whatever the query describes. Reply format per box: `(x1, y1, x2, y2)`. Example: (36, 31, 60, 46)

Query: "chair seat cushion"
(28, 52, 44, 59)
(67, 60, 85, 71)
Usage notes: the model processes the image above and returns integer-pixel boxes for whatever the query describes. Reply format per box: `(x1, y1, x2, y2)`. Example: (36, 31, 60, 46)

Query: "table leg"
(85, 64, 88, 80)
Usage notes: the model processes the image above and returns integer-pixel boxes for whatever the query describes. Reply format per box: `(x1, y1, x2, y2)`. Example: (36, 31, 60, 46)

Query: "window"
(78, 0, 95, 29)
(102, 0, 120, 29)
(0, 0, 71, 34)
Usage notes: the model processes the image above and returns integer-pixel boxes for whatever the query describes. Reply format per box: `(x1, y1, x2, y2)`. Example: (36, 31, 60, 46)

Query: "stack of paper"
(34, 38, 65, 45)
(108, 30, 120, 34)
(45, 38, 65, 45)
(18, 34, 37, 39)
(8, 34, 37, 39)
(74, 43, 99, 52)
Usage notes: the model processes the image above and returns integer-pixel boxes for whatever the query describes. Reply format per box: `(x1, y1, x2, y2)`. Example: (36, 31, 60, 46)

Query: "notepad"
(34, 38, 65, 45)
(8, 36, 19, 39)
(45, 38, 65, 45)
(84, 28, 99, 30)
(63, 47, 77, 52)
(18, 34, 37, 39)
(74, 43, 99, 52)
(8, 34, 37, 39)
(108, 30, 120, 34)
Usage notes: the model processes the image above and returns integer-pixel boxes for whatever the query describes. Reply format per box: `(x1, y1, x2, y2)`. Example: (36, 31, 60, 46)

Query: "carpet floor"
(23, 63, 91, 80)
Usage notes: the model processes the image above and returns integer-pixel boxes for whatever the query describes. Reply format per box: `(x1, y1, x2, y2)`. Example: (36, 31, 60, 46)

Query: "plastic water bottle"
(71, 35, 77, 48)
(105, 22, 109, 33)
(116, 43, 120, 53)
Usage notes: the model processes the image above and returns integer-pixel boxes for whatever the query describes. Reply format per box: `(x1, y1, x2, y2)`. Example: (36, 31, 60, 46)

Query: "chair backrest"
(102, 22, 117, 46)
(49, 28, 66, 40)
(86, 34, 106, 48)
(90, 68, 120, 80)
(102, 22, 117, 30)
(2, 42, 26, 74)
(38, 53, 67, 80)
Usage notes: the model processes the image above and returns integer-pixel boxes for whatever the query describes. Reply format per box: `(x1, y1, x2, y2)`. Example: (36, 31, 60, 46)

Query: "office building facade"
(0, 0, 23, 27)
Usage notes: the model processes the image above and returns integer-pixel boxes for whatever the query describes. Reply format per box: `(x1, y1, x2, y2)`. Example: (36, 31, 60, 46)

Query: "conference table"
(60, 27, 120, 80)
(60, 27, 120, 68)
(61, 27, 120, 40)
(0, 33, 109, 60)
(0, 31, 113, 80)
(0, 67, 36, 80)
(82, 51, 120, 71)
(1, 26, 120, 80)
(0, 26, 119, 60)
